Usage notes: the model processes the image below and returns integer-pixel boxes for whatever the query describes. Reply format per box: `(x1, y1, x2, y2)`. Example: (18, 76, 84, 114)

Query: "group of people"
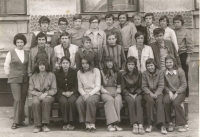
(4, 11, 193, 135)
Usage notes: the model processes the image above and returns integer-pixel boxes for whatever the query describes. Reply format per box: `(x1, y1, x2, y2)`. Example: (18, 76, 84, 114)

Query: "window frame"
(80, 0, 139, 14)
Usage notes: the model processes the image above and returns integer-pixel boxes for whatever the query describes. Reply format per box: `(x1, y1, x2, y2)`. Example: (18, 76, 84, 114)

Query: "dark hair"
(105, 13, 115, 21)
(165, 54, 178, 70)
(125, 56, 139, 75)
(13, 33, 27, 45)
(173, 15, 184, 25)
(153, 28, 165, 36)
(132, 12, 144, 22)
(73, 14, 83, 21)
(34, 58, 50, 73)
(159, 15, 170, 26)
(89, 15, 100, 24)
(144, 12, 155, 21)
(118, 11, 129, 21)
(103, 56, 118, 74)
(36, 32, 47, 42)
(106, 31, 117, 39)
(60, 31, 70, 39)
(80, 56, 94, 73)
(81, 36, 91, 44)
(39, 16, 50, 24)
(58, 17, 68, 25)
(59, 56, 71, 71)
(145, 58, 158, 70)
(134, 31, 145, 40)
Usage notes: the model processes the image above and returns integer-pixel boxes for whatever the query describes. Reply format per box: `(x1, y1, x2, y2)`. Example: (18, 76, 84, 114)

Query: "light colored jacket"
(54, 44, 78, 68)
(127, 45, 154, 72)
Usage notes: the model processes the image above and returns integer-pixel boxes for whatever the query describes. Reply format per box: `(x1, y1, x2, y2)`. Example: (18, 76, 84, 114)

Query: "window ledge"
(0, 15, 29, 21)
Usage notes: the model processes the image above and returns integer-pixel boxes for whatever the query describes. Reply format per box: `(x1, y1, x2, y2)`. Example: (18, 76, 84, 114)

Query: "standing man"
(30, 16, 54, 49)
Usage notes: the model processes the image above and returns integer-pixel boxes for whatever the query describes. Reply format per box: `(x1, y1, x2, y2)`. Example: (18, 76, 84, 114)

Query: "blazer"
(28, 45, 55, 76)
(54, 68, 79, 99)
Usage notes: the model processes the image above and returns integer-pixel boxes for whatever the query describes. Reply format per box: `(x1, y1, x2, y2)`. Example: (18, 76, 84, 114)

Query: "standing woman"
(127, 31, 154, 72)
(142, 58, 167, 134)
(100, 56, 123, 132)
(75, 56, 101, 132)
(4, 33, 29, 129)
(163, 54, 188, 132)
(29, 59, 57, 133)
(54, 56, 78, 130)
(121, 56, 145, 135)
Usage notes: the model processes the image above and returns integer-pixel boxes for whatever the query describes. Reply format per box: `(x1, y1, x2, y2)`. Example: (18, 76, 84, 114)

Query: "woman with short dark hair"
(4, 33, 29, 129)
(29, 59, 57, 133)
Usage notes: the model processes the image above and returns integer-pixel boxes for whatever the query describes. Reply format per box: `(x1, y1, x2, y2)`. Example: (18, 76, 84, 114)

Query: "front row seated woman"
(121, 56, 145, 135)
(29, 59, 57, 133)
(142, 58, 167, 134)
(100, 56, 123, 132)
(54, 56, 78, 130)
(75, 56, 101, 132)
(163, 54, 188, 132)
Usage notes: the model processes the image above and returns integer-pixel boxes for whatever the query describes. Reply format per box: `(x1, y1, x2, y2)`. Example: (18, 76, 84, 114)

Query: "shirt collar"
(148, 24, 155, 29)
(62, 44, 70, 49)
(82, 48, 92, 52)
(87, 29, 104, 37)
(136, 44, 144, 50)
(166, 69, 177, 75)
(146, 69, 159, 76)
(119, 21, 129, 28)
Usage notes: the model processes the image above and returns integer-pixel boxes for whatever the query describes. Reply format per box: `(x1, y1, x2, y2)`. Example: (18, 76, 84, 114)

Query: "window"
(81, 0, 138, 13)
(0, 0, 26, 15)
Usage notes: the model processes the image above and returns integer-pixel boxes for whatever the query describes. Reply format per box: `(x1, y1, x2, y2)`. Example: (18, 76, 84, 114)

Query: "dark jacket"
(150, 40, 182, 69)
(54, 68, 79, 99)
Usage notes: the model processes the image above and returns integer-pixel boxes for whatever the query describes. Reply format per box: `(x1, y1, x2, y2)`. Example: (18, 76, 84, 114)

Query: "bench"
(28, 100, 189, 124)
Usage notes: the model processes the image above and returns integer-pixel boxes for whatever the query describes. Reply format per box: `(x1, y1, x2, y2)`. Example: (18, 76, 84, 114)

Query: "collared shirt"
(166, 69, 177, 75)
(147, 24, 158, 45)
(136, 44, 144, 63)
(159, 43, 169, 70)
(62, 44, 71, 59)
(81, 48, 93, 54)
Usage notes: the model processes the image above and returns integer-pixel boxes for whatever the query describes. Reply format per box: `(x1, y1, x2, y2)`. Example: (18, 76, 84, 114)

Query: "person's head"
(60, 32, 70, 45)
(105, 13, 115, 26)
(106, 31, 117, 46)
(125, 56, 138, 74)
(39, 16, 50, 31)
(89, 16, 100, 29)
(60, 56, 71, 71)
(103, 56, 118, 74)
(144, 13, 154, 27)
(159, 15, 170, 28)
(36, 32, 47, 47)
(118, 11, 129, 25)
(132, 13, 143, 26)
(153, 28, 165, 43)
(173, 15, 184, 29)
(58, 17, 68, 32)
(80, 56, 94, 73)
(135, 31, 145, 45)
(145, 58, 157, 73)
(165, 54, 178, 70)
(81, 36, 92, 50)
(73, 14, 83, 29)
(13, 33, 27, 50)
(34, 58, 50, 73)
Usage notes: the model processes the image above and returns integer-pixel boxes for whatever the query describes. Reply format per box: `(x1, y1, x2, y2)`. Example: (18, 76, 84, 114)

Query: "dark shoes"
(11, 123, 17, 129)
(17, 122, 28, 127)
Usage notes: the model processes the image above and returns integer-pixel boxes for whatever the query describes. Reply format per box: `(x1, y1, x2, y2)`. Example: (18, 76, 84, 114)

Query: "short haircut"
(125, 56, 139, 75)
(58, 17, 68, 25)
(80, 56, 94, 73)
(73, 14, 83, 21)
(145, 58, 158, 70)
(144, 12, 155, 21)
(159, 15, 170, 26)
(118, 11, 129, 21)
(59, 56, 71, 72)
(60, 32, 70, 39)
(13, 33, 27, 45)
(106, 31, 117, 39)
(34, 58, 50, 73)
(173, 15, 184, 25)
(89, 15, 100, 24)
(36, 32, 47, 42)
(132, 12, 144, 22)
(81, 36, 91, 44)
(134, 31, 145, 40)
(105, 13, 115, 21)
(153, 28, 165, 36)
(165, 54, 178, 70)
(39, 16, 50, 24)
(103, 56, 118, 74)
